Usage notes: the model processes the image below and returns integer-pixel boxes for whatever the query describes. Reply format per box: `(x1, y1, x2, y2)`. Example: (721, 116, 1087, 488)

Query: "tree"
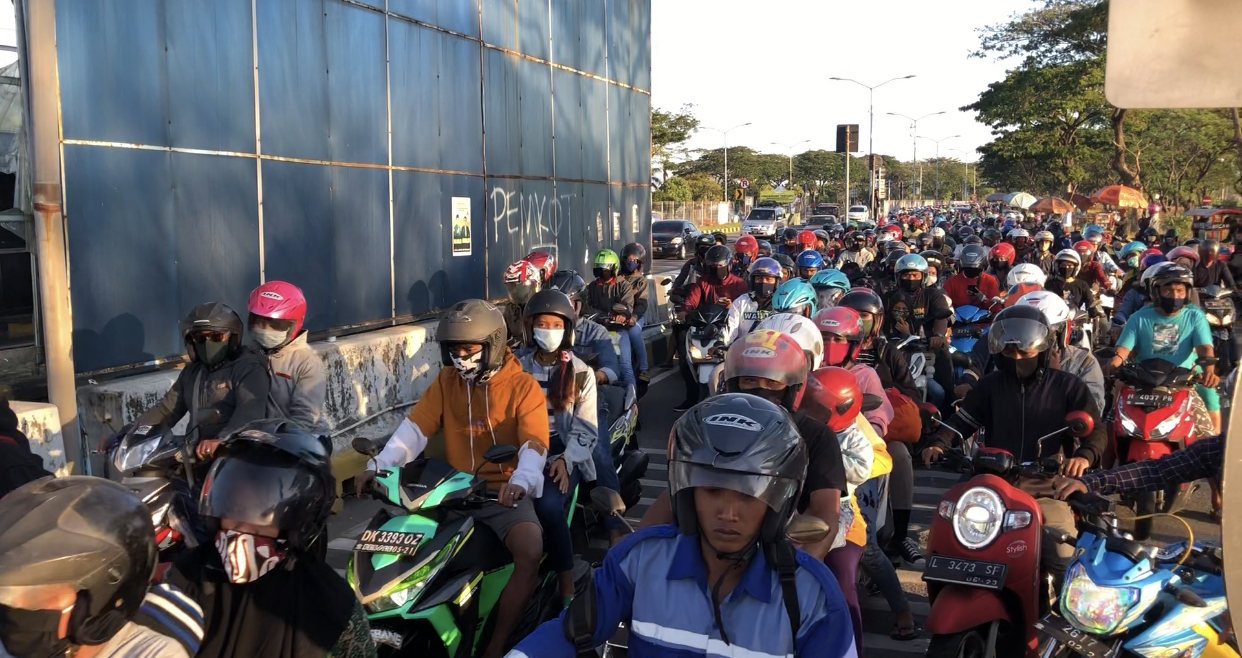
(651, 105, 700, 183)
(683, 173, 722, 202)
(652, 175, 692, 203)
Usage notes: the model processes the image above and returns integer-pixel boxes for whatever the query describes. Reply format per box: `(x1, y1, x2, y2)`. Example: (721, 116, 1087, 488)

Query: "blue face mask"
(621, 260, 639, 274)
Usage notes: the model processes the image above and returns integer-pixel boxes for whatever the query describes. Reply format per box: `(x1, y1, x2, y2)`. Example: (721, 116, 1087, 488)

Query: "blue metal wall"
(55, 0, 651, 372)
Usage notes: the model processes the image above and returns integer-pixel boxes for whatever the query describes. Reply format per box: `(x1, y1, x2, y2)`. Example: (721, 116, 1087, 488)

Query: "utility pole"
(704, 123, 752, 207)
(888, 111, 945, 204)
(830, 75, 915, 220)
(771, 139, 810, 194)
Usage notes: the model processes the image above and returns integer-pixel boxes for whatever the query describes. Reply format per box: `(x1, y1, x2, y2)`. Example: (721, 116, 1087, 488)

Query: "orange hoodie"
(407, 350, 549, 486)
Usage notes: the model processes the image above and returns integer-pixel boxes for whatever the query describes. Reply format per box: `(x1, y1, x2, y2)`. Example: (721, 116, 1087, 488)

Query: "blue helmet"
(894, 254, 929, 282)
(809, 270, 851, 309)
(1119, 240, 1147, 259)
(771, 279, 818, 317)
(796, 249, 825, 269)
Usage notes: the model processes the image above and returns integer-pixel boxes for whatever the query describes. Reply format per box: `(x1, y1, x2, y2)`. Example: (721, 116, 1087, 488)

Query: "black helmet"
(838, 289, 884, 318)
(756, 239, 773, 257)
(704, 245, 731, 280)
(203, 419, 335, 552)
(621, 242, 647, 265)
(987, 304, 1053, 356)
(437, 299, 508, 373)
(712, 231, 728, 245)
(181, 302, 244, 368)
(0, 477, 157, 649)
(884, 250, 906, 269)
(957, 226, 975, 240)
(920, 250, 945, 270)
(694, 234, 717, 259)
(780, 227, 799, 243)
(772, 253, 796, 278)
(547, 270, 587, 317)
(958, 244, 988, 270)
(964, 235, 983, 246)
(1150, 264, 1194, 291)
(916, 233, 934, 249)
(813, 229, 831, 244)
(1163, 228, 1179, 240)
(669, 394, 806, 549)
(1200, 239, 1222, 257)
(522, 289, 577, 351)
(981, 228, 1002, 245)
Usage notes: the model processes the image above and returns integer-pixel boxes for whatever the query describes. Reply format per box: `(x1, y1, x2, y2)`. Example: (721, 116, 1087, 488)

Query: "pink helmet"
(248, 281, 307, 336)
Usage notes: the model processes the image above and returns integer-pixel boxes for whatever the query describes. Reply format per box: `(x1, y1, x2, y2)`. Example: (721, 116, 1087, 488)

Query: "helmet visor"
(987, 317, 1051, 355)
(668, 461, 799, 512)
(504, 281, 537, 305)
(200, 452, 322, 531)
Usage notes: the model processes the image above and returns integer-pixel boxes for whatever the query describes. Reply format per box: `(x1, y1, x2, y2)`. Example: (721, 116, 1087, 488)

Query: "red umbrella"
(1089, 185, 1148, 209)
(1028, 197, 1075, 214)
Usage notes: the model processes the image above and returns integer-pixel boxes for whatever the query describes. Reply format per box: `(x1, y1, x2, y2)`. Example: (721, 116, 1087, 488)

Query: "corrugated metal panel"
(607, 84, 631, 184)
(255, 0, 330, 161)
(552, 69, 582, 181)
(325, 0, 388, 165)
(327, 166, 392, 325)
(632, 0, 651, 91)
(517, 0, 549, 61)
(607, 0, 631, 87)
(389, 18, 441, 170)
(580, 77, 608, 181)
(482, 49, 520, 176)
(518, 57, 552, 178)
(629, 89, 651, 183)
(393, 172, 487, 315)
(550, 0, 581, 71)
(579, 0, 607, 78)
(480, 0, 516, 51)
(438, 32, 485, 173)
(391, 0, 480, 38)
(166, 0, 256, 152)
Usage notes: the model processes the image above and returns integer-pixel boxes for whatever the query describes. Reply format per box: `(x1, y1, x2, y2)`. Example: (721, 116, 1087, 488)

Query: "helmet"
(1164, 228, 1179, 240)
(796, 249, 824, 271)
(547, 270, 588, 317)
(523, 289, 578, 351)
(798, 230, 817, 251)
(756, 239, 773, 257)
(721, 330, 811, 412)
(437, 299, 508, 373)
(695, 234, 717, 259)
(916, 233, 934, 250)
(1149, 264, 1194, 293)
(1140, 226, 1160, 244)
(748, 257, 783, 301)
(989, 242, 1017, 265)
(202, 419, 334, 552)
(503, 259, 542, 305)
(669, 394, 806, 549)
(773, 253, 796, 279)
(811, 306, 863, 367)
(1004, 282, 1043, 307)
(1054, 249, 1081, 276)
(524, 249, 557, 285)
(958, 226, 976, 240)
(1184, 238, 1201, 248)
(884, 224, 903, 241)
(813, 229, 831, 246)
(1140, 260, 1178, 291)
(895, 253, 929, 281)
(734, 235, 760, 262)
(800, 367, 864, 433)
(1014, 290, 1072, 348)
(1034, 230, 1054, 244)
(1119, 240, 1147, 259)
(931, 227, 945, 239)
(704, 245, 732, 280)
(1140, 252, 1168, 271)
(1200, 239, 1222, 259)
(847, 231, 865, 247)
(248, 280, 308, 339)
(838, 288, 884, 319)
(987, 303, 1053, 357)
(964, 235, 984, 246)
(713, 231, 728, 245)
(620, 243, 646, 274)
(771, 279, 817, 317)
(863, 229, 877, 245)
(809, 270, 851, 309)
(0, 477, 158, 648)
(181, 302, 244, 368)
(781, 226, 800, 244)
(884, 240, 909, 254)
(1166, 245, 1199, 267)
(592, 249, 621, 279)
(1073, 239, 1095, 259)
(756, 313, 825, 370)
(958, 244, 988, 270)
(981, 228, 1002, 245)
(1006, 262, 1047, 287)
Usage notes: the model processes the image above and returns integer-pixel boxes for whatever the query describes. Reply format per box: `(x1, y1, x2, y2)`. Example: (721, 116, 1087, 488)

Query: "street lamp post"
(771, 139, 810, 196)
(830, 75, 915, 220)
(917, 134, 960, 205)
(887, 111, 945, 203)
(949, 148, 976, 202)
(703, 123, 752, 206)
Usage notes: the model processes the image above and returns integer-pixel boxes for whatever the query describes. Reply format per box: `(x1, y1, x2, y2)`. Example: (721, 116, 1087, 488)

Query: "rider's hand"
(954, 383, 973, 399)
(549, 457, 570, 494)
(355, 469, 377, 497)
(1100, 360, 1117, 378)
(1201, 367, 1221, 388)
(595, 370, 608, 385)
(922, 445, 945, 468)
(196, 438, 221, 459)
(894, 319, 911, 336)
(626, 316, 637, 327)
(1053, 475, 1089, 500)
(1062, 456, 1091, 478)
(720, 297, 732, 308)
(613, 314, 627, 325)
(498, 482, 527, 508)
(928, 336, 946, 351)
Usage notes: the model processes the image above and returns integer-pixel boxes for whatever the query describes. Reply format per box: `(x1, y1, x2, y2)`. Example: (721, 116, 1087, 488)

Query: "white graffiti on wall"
(490, 186, 579, 246)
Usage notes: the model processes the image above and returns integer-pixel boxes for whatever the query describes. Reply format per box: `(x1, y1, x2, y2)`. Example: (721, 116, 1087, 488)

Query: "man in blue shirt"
(505, 393, 857, 658)
(1104, 264, 1222, 431)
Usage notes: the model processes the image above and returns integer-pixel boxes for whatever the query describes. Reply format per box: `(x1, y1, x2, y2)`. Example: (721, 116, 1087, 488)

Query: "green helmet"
(593, 249, 621, 277)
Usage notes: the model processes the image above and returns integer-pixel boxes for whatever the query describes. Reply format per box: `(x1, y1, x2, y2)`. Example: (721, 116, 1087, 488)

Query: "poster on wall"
(631, 204, 639, 235)
(596, 212, 603, 239)
(451, 197, 471, 256)
(612, 211, 621, 240)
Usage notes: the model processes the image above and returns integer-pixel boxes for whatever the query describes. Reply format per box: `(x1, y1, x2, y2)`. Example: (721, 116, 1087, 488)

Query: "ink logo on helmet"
(817, 318, 842, 331)
(740, 347, 776, 358)
(260, 291, 284, 301)
(702, 414, 763, 432)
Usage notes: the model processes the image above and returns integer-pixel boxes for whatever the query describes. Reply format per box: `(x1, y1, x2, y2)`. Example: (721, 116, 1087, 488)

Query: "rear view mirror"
(590, 487, 627, 517)
(483, 444, 518, 464)
(785, 514, 832, 545)
(660, 278, 673, 286)
(352, 436, 381, 457)
(861, 394, 884, 413)
(1065, 411, 1094, 438)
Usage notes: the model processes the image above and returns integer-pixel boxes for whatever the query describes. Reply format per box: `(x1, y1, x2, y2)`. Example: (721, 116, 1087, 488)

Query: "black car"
(651, 220, 701, 259)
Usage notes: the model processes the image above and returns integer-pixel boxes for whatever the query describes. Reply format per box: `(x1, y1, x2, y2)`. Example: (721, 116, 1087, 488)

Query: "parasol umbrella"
(1068, 193, 1095, 211)
(1006, 192, 1038, 209)
(1089, 184, 1147, 209)
(985, 191, 1009, 202)
(1028, 197, 1075, 214)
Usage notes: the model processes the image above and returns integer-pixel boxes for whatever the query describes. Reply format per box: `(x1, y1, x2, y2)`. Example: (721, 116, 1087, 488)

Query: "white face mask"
(926, 274, 938, 286)
(251, 326, 288, 349)
(450, 350, 484, 380)
(533, 328, 565, 352)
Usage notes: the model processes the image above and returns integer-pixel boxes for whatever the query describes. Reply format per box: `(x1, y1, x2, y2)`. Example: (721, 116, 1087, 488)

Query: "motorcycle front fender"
(925, 586, 1011, 635)
(1127, 441, 1173, 462)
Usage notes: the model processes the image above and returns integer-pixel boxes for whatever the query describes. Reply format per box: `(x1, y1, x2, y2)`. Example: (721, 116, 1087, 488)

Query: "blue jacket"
(1113, 288, 1147, 324)
(507, 525, 856, 658)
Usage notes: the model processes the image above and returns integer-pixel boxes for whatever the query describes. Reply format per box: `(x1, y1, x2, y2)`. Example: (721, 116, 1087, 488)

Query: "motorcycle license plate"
(1125, 392, 1174, 408)
(922, 555, 1007, 590)
(1033, 614, 1117, 658)
(354, 529, 425, 556)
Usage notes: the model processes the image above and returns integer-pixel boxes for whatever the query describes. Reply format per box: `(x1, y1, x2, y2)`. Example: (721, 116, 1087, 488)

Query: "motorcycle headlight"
(363, 535, 460, 613)
(1150, 397, 1189, 440)
(1207, 314, 1221, 326)
(1061, 563, 1139, 635)
(1223, 314, 1234, 325)
(952, 487, 1004, 549)
(113, 436, 161, 473)
(689, 344, 704, 360)
(1117, 405, 1139, 436)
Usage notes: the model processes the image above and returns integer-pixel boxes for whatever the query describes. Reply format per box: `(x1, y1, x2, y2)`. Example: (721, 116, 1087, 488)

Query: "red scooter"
(922, 412, 1094, 658)
(1110, 358, 1205, 539)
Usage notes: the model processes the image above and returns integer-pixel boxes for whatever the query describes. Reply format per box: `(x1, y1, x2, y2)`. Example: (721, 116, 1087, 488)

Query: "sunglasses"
(187, 330, 230, 343)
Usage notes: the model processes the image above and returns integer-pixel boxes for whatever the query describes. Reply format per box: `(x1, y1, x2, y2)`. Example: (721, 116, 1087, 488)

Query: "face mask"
(752, 281, 777, 301)
(824, 340, 854, 366)
(450, 350, 485, 380)
(0, 605, 71, 658)
(251, 327, 288, 350)
(736, 255, 752, 269)
(216, 529, 288, 584)
(709, 265, 728, 282)
(899, 278, 922, 293)
(192, 338, 231, 368)
(1057, 265, 1075, 278)
(1157, 295, 1186, 313)
(621, 260, 639, 274)
(926, 274, 938, 287)
(996, 353, 1039, 379)
(963, 267, 982, 279)
(533, 328, 564, 352)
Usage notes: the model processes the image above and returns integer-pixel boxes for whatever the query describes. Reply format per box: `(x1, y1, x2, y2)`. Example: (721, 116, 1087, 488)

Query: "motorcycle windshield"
(955, 305, 989, 323)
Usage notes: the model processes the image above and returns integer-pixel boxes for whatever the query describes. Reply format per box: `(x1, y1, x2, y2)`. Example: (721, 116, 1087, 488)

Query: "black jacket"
(857, 340, 920, 400)
(932, 366, 1107, 466)
(0, 398, 52, 498)
(1193, 261, 1235, 289)
(1046, 276, 1098, 316)
(136, 346, 272, 441)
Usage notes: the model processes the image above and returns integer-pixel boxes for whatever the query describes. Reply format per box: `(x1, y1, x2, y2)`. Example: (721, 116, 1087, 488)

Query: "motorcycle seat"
(599, 384, 627, 430)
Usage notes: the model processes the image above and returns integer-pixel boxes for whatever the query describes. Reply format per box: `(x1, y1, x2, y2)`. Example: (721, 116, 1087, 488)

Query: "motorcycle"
(922, 412, 1095, 658)
(1199, 285, 1235, 374)
(1035, 493, 1236, 658)
(1111, 358, 1205, 540)
(348, 439, 590, 657)
(896, 335, 938, 403)
(951, 305, 991, 378)
(596, 380, 648, 512)
(684, 302, 729, 400)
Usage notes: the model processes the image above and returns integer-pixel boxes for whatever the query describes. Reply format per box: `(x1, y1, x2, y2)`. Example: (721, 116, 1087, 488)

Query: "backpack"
(884, 388, 922, 444)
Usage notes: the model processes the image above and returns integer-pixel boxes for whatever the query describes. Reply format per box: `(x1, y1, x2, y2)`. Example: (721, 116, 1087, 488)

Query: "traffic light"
(835, 124, 858, 153)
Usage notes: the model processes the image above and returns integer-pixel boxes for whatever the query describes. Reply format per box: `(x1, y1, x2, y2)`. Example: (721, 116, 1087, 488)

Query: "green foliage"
(683, 173, 723, 202)
(652, 176, 692, 203)
(651, 104, 700, 160)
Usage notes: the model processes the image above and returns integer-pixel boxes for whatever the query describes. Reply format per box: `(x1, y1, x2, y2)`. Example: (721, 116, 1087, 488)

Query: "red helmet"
(885, 224, 903, 241)
(734, 235, 759, 260)
(1166, 245, 1200, 265)
(798, 230, 817, 251)
(801, 367, 864, 433)
(989, 242, 1017, 265)
(1004, 282, 1043, 308)
(503, 259, 541, 305)
(811, 307, 863, 367)
(721, 330, 811, 412)
(1142, 247, 1164, 260)
(1073, 239, 1095, 259)
(248, 281, 308, 337)
(524, 250, 556, 285)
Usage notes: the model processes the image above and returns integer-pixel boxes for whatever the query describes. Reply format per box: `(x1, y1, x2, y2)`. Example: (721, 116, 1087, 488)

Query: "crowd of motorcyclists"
(0, 201, 1237, 658)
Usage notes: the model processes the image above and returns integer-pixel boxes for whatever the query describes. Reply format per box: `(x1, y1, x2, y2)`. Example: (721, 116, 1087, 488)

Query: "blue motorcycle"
(950, 305, 991, 379)
(1034, 493, 1234, 658)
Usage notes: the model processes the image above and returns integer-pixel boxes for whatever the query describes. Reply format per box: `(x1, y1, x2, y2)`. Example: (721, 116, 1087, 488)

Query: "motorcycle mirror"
(1065, 411, 1094, 438)
(785, 513, 833, 545)
(1197, 356, 1220, 368)
(352, 436, 381, 457)
(861, 394, 884, 413)
(660, 278, 673, 286)
(482, 444, 519, 464)
(590, 487, 627, 517)
(1173, 586, 1208, 608)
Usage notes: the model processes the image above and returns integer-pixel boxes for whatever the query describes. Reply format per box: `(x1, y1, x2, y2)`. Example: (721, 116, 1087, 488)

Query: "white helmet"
(1016, 290, 1071, 347)
(1006, 263, 1047, 288)
(931, 227, 945, 238)
(1010, 228, 1030, 239)
(1054, 249, 1081, 270)
(756, 312, 824, 370)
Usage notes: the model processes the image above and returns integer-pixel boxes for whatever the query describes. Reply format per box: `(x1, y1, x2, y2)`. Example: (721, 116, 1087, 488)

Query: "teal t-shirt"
(1116, 304, 1212, 369)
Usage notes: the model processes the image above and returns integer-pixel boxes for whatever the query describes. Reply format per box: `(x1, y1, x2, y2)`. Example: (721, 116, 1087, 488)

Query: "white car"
(741, 207, 787, 238)
(846, 205, 869, 222)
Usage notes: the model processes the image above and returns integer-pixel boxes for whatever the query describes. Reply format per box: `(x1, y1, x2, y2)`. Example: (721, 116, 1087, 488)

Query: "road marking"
(646, 462, 667, 471)
(649, 366, 680, 386)
(640, 479, 665, 488)
(913, 485, 950, 496)
(641, 447, 667, 456)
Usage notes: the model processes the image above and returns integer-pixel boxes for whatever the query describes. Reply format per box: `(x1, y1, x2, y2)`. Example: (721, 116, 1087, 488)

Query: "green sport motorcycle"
(348, 439, 585, 658)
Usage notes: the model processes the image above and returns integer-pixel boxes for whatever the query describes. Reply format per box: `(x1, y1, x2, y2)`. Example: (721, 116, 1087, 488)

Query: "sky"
(651, 0, 1036, 165)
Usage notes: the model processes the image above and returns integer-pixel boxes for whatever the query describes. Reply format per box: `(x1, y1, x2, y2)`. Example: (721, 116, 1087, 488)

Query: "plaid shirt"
(1081, 435, 1222, 495)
